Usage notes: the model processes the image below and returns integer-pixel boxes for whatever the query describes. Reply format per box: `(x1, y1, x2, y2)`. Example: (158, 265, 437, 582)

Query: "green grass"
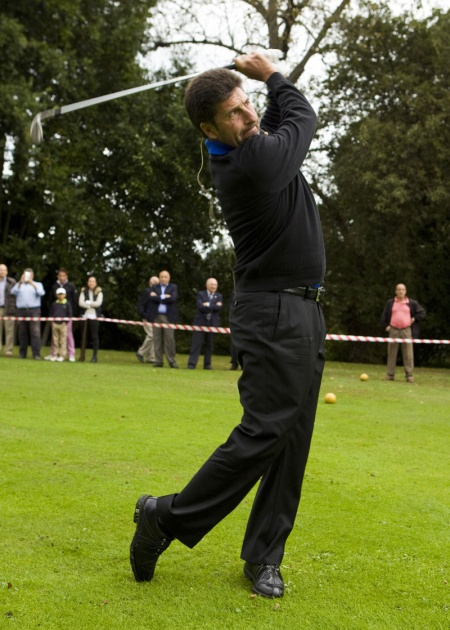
(1, 350, 449, 629)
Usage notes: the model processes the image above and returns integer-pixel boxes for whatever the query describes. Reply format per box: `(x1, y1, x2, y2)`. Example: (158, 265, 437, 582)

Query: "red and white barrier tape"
(1, 316, 449, 344)
(325, 333, 449, 345)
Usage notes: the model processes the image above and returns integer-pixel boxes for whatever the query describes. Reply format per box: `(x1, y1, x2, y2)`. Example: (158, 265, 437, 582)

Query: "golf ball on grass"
(324, 392, 336, 404)
(360, 373, 369, 381)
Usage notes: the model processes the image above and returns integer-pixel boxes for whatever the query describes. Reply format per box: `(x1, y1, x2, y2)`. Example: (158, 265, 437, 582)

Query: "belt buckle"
(316, 287, 325, 303)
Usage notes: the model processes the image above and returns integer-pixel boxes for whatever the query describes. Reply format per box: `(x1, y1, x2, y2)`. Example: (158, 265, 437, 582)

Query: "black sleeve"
(238, 73, 317, 193)
(137, 289, 149, 316)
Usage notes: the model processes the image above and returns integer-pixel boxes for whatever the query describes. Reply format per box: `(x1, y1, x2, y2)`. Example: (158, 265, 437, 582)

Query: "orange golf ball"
(324, 392, 337, 404)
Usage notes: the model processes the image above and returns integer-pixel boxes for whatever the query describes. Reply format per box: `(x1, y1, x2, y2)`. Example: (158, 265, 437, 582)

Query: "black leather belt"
(281, 286, 325, 302)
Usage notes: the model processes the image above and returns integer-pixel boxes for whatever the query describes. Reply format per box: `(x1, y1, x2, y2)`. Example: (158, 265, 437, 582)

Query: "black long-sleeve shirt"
(49, 300, 73, 323)
(209, 72, 325, 292)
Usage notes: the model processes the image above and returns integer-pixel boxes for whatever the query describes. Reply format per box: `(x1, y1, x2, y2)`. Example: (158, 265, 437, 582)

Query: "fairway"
(1, 352, 449, 629)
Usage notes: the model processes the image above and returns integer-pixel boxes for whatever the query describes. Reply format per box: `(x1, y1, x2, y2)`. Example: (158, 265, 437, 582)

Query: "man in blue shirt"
(148, 270, 179, 369)
(11, 268, 45, 359)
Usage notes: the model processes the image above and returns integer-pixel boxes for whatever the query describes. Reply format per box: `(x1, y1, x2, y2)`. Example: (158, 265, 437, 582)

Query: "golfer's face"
(208, 88, 260, 148)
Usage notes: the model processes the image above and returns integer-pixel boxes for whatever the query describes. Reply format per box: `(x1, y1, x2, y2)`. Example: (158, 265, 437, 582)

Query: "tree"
(1, 1, 226, 349)
(1, 0, 159, 276)
(144, 0, 351, 84)
(314, 6, 450, 363)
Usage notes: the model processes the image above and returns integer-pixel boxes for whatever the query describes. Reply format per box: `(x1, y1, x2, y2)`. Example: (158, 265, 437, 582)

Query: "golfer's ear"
(200, 122, 218, 140)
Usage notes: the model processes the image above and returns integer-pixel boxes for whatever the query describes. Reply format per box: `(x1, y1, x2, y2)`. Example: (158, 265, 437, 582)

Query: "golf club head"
(30, 108, 60, 144)
(30, 113, 44, 145)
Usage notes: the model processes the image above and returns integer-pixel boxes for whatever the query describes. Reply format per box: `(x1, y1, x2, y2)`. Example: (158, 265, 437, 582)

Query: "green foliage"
(1, 0, 227, 349)
(316, 6, 450, 363)
(1, 356, 449, 628)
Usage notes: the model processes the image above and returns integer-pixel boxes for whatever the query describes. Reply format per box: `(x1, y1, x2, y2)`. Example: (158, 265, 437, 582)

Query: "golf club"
(29, 49, 284, 144)
(29, 65, 235, 145)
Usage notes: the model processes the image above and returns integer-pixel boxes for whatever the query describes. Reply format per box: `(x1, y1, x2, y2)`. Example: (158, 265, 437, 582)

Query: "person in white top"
(79, 276, 103, 363)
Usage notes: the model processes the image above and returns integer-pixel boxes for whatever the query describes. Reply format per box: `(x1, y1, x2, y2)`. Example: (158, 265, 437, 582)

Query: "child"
(49, 288, 73, 362)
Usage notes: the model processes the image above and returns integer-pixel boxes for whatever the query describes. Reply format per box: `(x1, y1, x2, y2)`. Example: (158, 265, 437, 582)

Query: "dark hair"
(184, 69, 242, 135)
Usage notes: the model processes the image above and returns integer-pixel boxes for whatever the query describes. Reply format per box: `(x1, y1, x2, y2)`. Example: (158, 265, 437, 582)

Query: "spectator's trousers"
(17, 307, 41, 358)
(387, 326, 414, 379)
(0, 307, 15, 354)
(138, 318, 155, 362)
(50, 319, 75, 359)
(153, 314, 176, 367)
(188, 331, 214, 369)
(52, 322, 68, 358)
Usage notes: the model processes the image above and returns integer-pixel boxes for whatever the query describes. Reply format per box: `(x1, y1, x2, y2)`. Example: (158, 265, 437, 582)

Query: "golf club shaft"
(30, 63, 236, 143)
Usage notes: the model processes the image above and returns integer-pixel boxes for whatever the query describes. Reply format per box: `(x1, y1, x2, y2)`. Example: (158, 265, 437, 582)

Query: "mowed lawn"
(1, 350, 449, 629)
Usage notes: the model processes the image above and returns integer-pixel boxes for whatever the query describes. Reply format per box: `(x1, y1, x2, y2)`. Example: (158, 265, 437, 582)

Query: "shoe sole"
(130, 494, 151, 582)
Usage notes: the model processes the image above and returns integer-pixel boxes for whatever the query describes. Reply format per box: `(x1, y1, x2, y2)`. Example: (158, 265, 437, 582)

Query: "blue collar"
(205, 140, 235, 155)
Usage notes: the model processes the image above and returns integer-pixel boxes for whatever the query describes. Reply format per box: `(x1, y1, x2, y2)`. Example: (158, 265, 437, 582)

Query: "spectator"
(45, 268, 78, 362)
(11, 268, 45, 360)
(136, 275, 159, 364)
(79, 276, 103, 363)
(49, 288, 73, 362)
(0, 263, 17, 357)
(187, 278, 223, 370)
(148, 270, 179, 369)
(381, 283, 426, 383)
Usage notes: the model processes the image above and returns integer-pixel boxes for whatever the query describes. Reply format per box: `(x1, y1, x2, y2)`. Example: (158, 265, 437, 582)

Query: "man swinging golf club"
(130, 51, 326, 599)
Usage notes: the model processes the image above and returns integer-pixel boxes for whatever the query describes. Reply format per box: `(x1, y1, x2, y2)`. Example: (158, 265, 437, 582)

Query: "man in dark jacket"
(381, 283, 426, 382)
(187, 278, 223, 370)
(146, 270, 179, 368)
(0, 263, 17, 357)
(130, 53, 326, 598)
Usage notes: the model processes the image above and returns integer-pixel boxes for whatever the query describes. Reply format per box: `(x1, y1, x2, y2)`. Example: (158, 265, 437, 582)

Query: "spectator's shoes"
(244, 562, 284, 598)
(136, 352, 144, 363)
(130, 495, 173, 582)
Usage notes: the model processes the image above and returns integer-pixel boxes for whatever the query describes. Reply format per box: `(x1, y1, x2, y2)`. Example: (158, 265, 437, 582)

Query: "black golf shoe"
(130, 495, 173, 582)
(244, 562, 284, 598)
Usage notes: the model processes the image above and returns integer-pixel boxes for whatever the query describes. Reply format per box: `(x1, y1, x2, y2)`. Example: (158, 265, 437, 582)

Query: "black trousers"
(87, 319, 99, 353)
(188, 330, 214, 368)
(17, 307, 42, 358)
(158, 291, 325, 564)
